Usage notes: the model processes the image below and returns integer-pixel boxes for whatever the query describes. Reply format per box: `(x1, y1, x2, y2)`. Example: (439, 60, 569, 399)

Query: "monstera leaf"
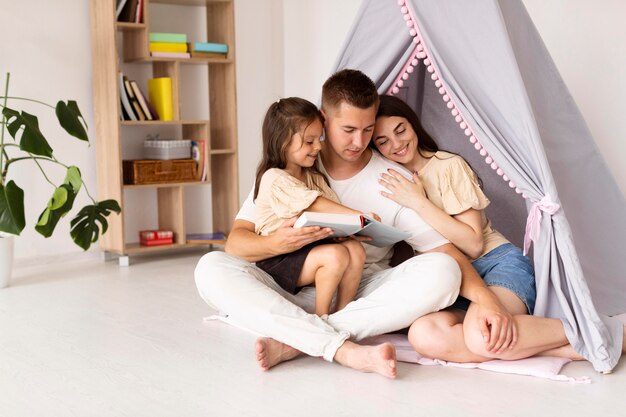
(55, 100, 88, 142)
(70, 199, 121, 250)
(0, 180, 26, 235)
(1, 107, 54, 157)
(35, 184, 77, 238)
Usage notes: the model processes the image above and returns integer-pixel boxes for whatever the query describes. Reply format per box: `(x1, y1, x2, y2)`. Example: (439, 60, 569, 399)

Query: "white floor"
(1, 250, 625, 417)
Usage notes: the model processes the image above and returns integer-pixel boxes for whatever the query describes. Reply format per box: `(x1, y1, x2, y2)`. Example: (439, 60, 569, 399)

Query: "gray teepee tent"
(332, 0, 626, 372)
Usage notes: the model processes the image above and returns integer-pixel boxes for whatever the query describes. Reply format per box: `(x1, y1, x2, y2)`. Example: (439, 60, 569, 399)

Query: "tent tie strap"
(523, 194, 561, 255)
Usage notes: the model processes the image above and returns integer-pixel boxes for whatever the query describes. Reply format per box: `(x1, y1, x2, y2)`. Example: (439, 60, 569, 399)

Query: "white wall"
(2, 0, 624, 262)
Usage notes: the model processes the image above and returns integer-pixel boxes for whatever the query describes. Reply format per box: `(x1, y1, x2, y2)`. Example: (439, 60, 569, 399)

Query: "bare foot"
(333, 340, 397, 379)
(255, 337, 302, 371)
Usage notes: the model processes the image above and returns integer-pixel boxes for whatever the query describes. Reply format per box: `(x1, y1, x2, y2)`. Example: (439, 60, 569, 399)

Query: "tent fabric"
(331, 0, 625, 372)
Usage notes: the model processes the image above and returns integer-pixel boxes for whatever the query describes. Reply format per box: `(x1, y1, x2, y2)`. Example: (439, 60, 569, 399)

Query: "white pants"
(194, 251, 461, 362)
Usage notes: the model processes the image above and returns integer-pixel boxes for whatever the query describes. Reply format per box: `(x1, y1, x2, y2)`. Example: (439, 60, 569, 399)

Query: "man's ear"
(320, 108, 327, 122)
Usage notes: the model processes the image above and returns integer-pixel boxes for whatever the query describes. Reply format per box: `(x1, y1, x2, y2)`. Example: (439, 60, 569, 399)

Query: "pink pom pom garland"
(386, 0, 524, 199)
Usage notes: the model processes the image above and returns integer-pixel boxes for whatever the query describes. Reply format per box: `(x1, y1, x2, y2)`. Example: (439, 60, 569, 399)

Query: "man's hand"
(471, 290, 517, 353)
(267, 217, 334, 255)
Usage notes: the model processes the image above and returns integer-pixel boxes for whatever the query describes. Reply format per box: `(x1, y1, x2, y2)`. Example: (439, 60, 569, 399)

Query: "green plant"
(0, 72, 120, 250)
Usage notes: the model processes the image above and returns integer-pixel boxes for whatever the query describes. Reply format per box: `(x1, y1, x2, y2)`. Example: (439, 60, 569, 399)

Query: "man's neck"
(320, 148, 373, 181)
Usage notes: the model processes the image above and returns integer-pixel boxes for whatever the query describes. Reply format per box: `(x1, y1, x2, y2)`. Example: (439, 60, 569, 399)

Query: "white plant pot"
(0, 234, 14, 289)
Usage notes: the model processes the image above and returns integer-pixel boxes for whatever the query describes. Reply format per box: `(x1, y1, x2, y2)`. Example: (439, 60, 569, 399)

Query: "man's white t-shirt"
(236, 151, 448, 271)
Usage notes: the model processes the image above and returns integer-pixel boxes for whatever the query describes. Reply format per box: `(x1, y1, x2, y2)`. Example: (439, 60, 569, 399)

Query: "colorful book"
(149, 32, 188, 43)
(124, 76, 146, 120)
(118, 0, 138, 22)
(149, 42, 188, 53)
(192, 42, 228, 54)
(118, 72, 137, 121)
(186, 232, 226, 244)
(116, 0, 129, 19)
(190, 51, 226, 59)
(139, 229, 174, 246)
(150, 51, 191, 59)
(129, 80, 153, 121)
(147, 77, 173, 121)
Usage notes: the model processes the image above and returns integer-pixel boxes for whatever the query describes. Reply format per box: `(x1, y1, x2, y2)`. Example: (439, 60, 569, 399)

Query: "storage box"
(123, 159, 197, 184)
(144, 139, 191, 160)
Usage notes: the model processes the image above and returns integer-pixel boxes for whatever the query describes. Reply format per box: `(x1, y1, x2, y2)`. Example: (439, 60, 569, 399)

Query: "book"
(294, 212, 411, 247)
(192, 42, 228, 54)
(149, 42, 188, 53)
(135, 0, 143, 23)
(149, 32, 188, 43)
(150, 51, 191, 59)
(124, 76, 146, 120)
(190, 51, 227, 59)
(147, 77, 173, 121)
(139, 230, 174, 246)
(118, 72, 137, 121)
(118, 0, 138, 22)
(129, 80, 153, 121)
(186, 232, 226, 244)
(116, 0, 129, 19)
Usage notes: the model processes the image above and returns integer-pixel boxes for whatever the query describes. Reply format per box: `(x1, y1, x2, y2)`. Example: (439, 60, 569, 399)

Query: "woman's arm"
(379, 169, 484, 259)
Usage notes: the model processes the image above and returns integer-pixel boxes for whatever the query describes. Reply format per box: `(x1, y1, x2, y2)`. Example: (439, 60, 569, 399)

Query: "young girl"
(372, 94, 536, 359)
(254, 97, 368, 316)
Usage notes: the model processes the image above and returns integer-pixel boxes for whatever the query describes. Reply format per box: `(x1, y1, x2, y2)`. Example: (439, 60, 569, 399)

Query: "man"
(195, 69, 514, 378)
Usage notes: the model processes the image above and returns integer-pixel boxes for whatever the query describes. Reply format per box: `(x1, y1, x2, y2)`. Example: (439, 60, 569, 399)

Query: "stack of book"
(139, 230, 174, 246)
(149, 32, 190, 59)
(118, 72, 158, 121)
(116, 0, 143, 23)
(190, 42, 228, 59)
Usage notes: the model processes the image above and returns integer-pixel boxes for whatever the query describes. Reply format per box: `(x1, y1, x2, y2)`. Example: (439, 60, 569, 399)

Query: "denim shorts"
(451, 243, 536, 314)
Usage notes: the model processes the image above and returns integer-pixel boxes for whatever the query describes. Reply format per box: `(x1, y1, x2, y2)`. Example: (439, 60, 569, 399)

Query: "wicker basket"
(123, 159, 197, 185)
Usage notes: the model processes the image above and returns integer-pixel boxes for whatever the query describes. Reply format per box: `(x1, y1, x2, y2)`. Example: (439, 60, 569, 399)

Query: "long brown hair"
(371, 94, 439, 158)
(253, 97, 325, 200)
(373, 94, 482, 185)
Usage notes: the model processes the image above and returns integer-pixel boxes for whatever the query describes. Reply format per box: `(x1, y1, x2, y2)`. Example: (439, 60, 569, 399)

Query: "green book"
(149, 32, 188, 43)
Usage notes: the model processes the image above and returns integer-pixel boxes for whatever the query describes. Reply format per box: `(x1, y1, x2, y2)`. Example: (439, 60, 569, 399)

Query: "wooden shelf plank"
(121, 119, 209, 126)
(123, 181, 208, 189)
(125, 57, 233, 65)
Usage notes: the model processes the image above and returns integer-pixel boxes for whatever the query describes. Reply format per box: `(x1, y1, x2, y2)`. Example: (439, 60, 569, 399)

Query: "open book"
(294, 212, 411, 247)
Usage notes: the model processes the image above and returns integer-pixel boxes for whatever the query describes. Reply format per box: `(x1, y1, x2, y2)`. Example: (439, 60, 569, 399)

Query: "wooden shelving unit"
(89, 0, 238, 264)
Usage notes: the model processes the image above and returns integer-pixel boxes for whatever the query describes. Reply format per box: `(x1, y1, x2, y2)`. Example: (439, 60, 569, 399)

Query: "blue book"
(192, 42, 228, 54)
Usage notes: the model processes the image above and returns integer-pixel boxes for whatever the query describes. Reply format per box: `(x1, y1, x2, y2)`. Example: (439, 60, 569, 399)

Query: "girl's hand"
(378, 169, 427, 208)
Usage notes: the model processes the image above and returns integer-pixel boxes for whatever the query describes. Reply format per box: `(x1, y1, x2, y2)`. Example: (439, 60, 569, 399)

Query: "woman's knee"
(408, 314, 458, 358)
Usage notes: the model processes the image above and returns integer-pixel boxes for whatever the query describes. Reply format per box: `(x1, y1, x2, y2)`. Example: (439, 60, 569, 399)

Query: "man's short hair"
(321, 69, 379, 113)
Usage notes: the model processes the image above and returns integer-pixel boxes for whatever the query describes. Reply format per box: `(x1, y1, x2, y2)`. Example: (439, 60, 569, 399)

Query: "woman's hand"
(378, 169, 427, 209)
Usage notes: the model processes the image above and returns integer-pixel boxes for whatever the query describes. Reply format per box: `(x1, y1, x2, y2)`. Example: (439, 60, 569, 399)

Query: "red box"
(139, 230, 174, 246)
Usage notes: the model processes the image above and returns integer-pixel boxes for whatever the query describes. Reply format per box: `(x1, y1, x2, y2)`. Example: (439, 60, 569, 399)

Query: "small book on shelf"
(118, 0, 138, 23)
(192, 42, 228, 54)
(118, 72, 137, 121)
(151, 51, 191, 59)
(186, 233, 226, 244)
(293, 212, 411, 247)
(149, 32, 188, 43)
(139, 230, 174, 246)
(129, 80, 153, 121)
(149, 42, 188, 53)
(124, 76, 146, 120)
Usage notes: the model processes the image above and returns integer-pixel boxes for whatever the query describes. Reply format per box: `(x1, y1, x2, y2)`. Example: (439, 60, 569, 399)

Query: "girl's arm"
(379, 169, 484, 259)
(308, 196, 381, 222)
